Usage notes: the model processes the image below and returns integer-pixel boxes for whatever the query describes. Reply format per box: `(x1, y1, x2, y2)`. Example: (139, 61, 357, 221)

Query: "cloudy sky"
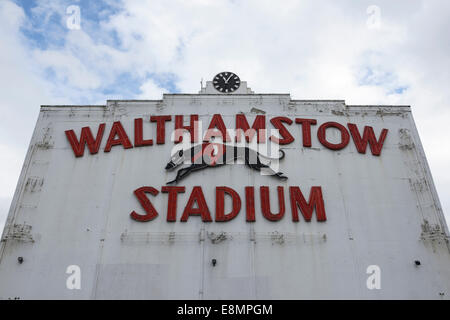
(0, 0, 449, 231)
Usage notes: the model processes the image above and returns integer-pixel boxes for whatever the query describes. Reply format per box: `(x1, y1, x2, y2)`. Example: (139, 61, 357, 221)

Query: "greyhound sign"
(165, 143, 287, 184)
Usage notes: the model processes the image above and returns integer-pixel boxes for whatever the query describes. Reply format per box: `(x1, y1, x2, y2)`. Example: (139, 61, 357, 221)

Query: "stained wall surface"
(0, 91, 448, 299)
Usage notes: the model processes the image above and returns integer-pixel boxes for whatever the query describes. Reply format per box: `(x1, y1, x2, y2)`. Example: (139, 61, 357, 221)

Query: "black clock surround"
(213, 72, 241, 93)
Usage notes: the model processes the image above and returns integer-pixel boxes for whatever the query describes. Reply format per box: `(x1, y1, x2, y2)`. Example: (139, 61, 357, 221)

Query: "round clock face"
(213, 72, 240, 93)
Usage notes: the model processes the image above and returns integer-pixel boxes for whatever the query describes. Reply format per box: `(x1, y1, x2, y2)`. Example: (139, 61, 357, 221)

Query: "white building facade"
(0, 76, 449, 299)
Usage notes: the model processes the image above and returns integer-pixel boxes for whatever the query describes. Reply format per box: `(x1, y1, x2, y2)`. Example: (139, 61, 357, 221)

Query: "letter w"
(347, 123, 388, 156)
(65, 124, 106, 157)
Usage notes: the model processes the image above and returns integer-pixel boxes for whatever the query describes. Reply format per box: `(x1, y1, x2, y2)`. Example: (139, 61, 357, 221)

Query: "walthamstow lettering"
(64, 114, 389, 156)
(64, 113, 388, 223)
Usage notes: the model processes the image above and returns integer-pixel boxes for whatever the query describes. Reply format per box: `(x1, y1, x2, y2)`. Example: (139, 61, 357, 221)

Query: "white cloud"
(137, 79, 168, 99)
(0, 197, 13, 237)
(0, 144, 25, 234)
(33, 49, 103, 89)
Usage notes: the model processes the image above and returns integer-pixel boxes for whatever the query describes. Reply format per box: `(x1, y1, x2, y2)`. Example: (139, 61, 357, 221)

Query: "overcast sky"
(1, 0, 449, 232)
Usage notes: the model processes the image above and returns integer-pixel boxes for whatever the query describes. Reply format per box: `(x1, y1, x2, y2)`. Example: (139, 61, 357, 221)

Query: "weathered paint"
(0, 82, 449, 299)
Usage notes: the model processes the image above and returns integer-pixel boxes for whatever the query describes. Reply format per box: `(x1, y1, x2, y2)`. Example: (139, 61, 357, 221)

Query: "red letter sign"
(104, 121, 133, 152)
(134, 118, 153, 147)
(150, 115, 172, 144)
(245, 187, 256, 222)
(289, 186, 326, 222)
(270, 117, 294, 145)
(130, 187, 159, 222)
(204, 114, 231, 142)
(317, 121, 350, 150)
(161, 186, 185, 222)
(236, 114, 266, 143)
(295, 118, 317, 147)
(175, 114, 199, 143)
(65, 123, 105, 157)
(347, 123, 388, 156)
(215, 186, 241, 222)
(260, 186, 285, 221)
(181, 186, 212, 222)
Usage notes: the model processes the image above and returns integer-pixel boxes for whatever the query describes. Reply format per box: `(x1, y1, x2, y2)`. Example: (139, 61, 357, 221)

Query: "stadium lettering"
(129, 185, 327, 223)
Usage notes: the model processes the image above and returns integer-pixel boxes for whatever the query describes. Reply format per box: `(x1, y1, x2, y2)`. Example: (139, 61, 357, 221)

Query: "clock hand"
(225, 74, 233, 83)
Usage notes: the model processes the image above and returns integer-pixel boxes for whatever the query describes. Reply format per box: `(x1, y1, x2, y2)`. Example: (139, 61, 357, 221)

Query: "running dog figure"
(165, 143, 287, 184)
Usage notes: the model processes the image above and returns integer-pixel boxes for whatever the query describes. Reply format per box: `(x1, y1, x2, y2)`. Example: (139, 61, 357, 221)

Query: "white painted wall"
(0, 91, 449, 299)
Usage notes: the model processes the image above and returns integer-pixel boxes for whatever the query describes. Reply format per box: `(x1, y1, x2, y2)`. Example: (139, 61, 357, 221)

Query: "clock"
(213, 72, 240, 93)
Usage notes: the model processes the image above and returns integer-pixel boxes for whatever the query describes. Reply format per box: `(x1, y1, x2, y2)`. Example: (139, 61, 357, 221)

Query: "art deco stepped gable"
(199, 80, 254, 94)
(0, 73, 449, 299)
